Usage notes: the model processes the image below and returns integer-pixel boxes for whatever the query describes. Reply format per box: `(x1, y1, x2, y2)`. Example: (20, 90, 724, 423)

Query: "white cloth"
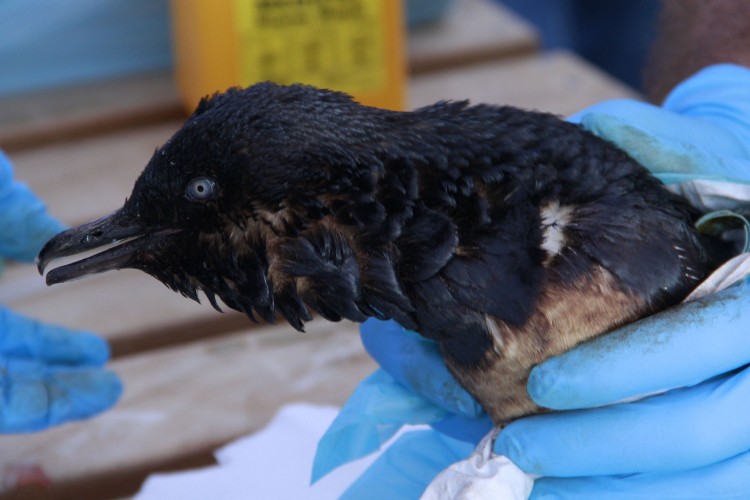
(421, 429, 535, 500)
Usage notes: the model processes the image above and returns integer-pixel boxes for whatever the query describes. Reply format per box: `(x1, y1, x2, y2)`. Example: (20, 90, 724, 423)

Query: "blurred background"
(0, 0, 658, 99)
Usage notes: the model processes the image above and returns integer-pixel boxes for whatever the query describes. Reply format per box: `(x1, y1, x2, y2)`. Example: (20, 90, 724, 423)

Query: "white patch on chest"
(484, 315, 505, 352)
(540, 201, 575, 261)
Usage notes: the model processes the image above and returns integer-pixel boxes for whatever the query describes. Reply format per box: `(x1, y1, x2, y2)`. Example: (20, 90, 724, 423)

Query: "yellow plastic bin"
(170, 0, 406, 112)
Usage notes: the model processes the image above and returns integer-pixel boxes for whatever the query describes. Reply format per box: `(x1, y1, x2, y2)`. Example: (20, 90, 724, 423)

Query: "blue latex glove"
(0, 150, 122, 433)
(315, 64, 750, 498)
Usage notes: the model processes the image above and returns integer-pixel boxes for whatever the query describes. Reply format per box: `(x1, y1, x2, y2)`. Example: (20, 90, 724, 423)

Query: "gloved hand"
(0, 150, 122, 433)
(315, 64, 750, 498)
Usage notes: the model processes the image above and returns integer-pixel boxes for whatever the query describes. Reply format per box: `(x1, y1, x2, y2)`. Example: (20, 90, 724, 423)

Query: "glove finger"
(571, 64, 750, 161)
(497, 366, 750, 477)
(532, 448, 750, 499)
(341, 429, 473, 500)
(1, 307, 110, 366)
(663, 64, 750, 149)
(528, 284, 750, 410)
(581, 112, 750, 184)
(359, 318, 483, 417)
(569, 99, 750, 161)
(0, 151, 65, 262)
(0, 367, 123, 433)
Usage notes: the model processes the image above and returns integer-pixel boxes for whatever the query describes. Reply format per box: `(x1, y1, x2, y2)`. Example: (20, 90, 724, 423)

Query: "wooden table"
(408, 0, 538, 73)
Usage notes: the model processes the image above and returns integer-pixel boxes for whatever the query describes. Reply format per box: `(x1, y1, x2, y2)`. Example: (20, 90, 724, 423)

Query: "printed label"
(234, 0, 386, 94)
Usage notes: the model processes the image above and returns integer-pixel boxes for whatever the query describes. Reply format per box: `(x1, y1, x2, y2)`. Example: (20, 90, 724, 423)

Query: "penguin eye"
(185, 177, 217, 201)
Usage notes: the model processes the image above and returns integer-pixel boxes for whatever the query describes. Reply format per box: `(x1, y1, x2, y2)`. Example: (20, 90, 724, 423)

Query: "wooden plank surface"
(1, 264, 249, 357)
(0, 320, 374, 498)
(410, 50, 642, 114)
(408, 0, 538, 74)
(0, 72, 184, 153)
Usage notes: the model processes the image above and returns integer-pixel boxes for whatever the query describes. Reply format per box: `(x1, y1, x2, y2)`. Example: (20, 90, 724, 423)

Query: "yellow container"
(171, 0, 406, 112)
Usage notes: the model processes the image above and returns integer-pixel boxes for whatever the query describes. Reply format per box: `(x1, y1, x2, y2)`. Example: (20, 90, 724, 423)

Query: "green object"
(696, 210, 750, 253)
